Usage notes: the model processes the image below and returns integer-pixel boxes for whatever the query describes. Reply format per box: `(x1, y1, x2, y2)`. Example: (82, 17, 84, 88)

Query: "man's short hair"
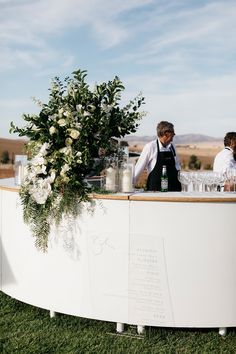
(224, 132, 236, 147)
(156, 121, 174, 137)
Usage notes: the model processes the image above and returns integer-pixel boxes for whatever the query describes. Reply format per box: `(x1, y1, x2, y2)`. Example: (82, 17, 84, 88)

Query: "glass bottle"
(14, 155, 28, 186)
(161, 165, 168, 192)
(105, 157, 118, 192)
(120, 162, 133, 193)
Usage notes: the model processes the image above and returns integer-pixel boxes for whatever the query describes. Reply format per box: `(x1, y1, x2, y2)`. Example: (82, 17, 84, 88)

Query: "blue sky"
(1, 0, 236, 139)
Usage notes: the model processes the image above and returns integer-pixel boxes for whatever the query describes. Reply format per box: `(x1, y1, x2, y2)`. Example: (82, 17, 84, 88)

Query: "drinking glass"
(191, 172, 204, 192)
(226, 168, 236, 192)
(177, 171, 191, 192)
(233, 168, 236, 192)
(213, 171, 226, 192)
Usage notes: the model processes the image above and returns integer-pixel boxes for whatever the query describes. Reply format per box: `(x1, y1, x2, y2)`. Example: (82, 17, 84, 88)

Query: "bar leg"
(50, 310, 56, 318)
(116, 322, 124, 333)
(137, 325, 145, 335)
(219, 327, 227, 336)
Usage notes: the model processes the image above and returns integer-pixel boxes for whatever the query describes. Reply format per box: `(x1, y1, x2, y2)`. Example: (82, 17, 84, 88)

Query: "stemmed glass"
(177, 171, 191, 192)
(213, 171, 226, 192)
(232, 169, 236, 192)
(204, 172, 216, 192)
(225, 168, 236, 192)
(190, 171, 206, 192)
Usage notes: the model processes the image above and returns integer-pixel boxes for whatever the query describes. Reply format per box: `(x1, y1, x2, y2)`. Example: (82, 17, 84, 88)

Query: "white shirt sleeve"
(133, 142, 152, 184)
(213, 148, 236, 173)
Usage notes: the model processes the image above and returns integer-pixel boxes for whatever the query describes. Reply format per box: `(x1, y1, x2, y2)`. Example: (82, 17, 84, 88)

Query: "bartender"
(134, 121, 181, 191)
(213, 131, 236, 191)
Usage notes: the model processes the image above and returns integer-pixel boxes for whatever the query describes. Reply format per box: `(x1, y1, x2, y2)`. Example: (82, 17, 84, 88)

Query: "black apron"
(146, 140, 181, 191)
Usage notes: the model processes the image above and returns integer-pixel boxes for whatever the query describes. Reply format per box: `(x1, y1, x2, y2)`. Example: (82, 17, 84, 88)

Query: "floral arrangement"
(10, 69, 145, 251)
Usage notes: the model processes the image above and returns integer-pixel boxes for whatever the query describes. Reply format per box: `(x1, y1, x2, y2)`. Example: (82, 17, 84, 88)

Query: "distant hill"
(0, 137, 27, 161)
(174, 134, 222, 144)
(123, 134, 222, 145)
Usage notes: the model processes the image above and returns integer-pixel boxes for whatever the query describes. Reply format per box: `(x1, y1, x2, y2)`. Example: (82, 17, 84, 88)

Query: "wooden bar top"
(129, 192, 236, 203)
(1, 178, 236, 202)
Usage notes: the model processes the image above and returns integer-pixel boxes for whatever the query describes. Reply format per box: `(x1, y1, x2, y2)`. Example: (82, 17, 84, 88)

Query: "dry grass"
(0, 165, 14, 179)
(0, 137, 27, 160)
(0, 137, 27, 179)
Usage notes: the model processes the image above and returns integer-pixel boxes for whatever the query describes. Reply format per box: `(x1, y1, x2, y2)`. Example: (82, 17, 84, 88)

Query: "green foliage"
(188, 154, 201, 170)
(9, 69, 145, 251)
(1, 292, 236, 354)
(1, 150, 10, 164)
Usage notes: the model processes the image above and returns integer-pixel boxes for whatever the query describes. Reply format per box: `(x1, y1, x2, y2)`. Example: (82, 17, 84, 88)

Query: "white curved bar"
(1, 179, 236, 332)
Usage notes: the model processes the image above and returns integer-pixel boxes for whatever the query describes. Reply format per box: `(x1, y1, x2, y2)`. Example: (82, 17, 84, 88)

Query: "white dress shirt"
(213, 147, 236, 173)
(134, 139, 181, 184)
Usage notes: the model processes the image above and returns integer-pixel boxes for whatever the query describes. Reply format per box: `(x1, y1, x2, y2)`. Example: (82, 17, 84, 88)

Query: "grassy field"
(1, 292, 236, 354)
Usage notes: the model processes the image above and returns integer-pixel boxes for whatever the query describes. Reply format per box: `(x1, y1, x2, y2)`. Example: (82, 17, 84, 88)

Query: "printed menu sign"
(128, 234, 174, 326)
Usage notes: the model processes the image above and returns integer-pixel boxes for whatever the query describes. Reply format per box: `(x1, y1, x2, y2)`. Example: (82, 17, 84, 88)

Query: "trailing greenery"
(10, 69, 145, 251)
(1, 292, 236, 354)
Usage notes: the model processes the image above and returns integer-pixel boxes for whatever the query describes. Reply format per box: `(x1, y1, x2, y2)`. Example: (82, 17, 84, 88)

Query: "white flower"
(46, 171, 56, 183)
(31, 164, 47, 175)
(83, 111, 91, 117)
(31, 155, 46, 166)
(60, 164, 70, 176)
(49, 126, 57, 135)
(39, 143, 50, 156)
(76, 151, 82, 164)
(68, 129, 80, 139)
(60, 146, 72, 156)
(29, 178, 52, 204)
(75, 122, 82, 129)
(76, 104, 83, 112)
(64, 111, 72, 118)
(58, 118, 67, 127)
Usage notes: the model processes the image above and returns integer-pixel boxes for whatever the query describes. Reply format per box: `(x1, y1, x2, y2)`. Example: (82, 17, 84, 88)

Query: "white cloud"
(1, 0, 236, 138)
(1, 0, 236, 72)
(116, 1, 236, 72)
(0, 0, 153, 71)
(123, 71, 236, 137)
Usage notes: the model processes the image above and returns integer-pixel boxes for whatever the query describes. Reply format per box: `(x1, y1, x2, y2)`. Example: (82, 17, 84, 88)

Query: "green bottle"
(161, 165, 168, 192)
